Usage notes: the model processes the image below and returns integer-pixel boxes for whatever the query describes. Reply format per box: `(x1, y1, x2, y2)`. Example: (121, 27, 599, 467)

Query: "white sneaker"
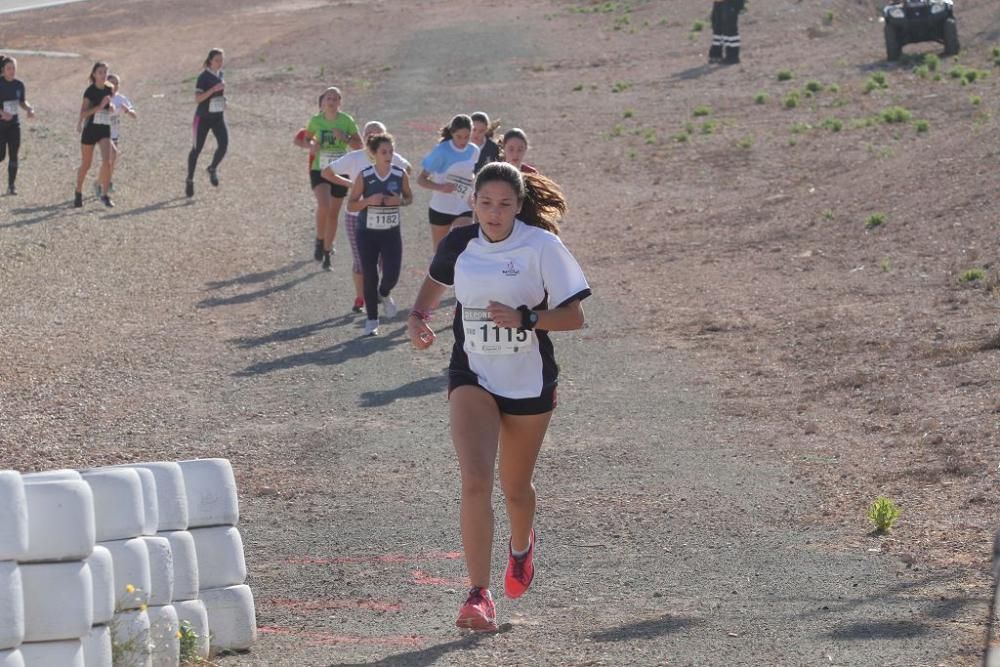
(382, 294, 398, 318)
(363, 319, 379, 336)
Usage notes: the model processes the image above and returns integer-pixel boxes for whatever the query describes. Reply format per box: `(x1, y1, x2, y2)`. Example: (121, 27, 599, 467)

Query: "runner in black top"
(0, 56, 34, 196)
(471, 111, 500, 174)
(74, 61, 115, 208)
(186, 48, 228, 198)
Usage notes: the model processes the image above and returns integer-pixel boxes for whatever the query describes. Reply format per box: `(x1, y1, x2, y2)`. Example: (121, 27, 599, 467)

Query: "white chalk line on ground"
(0, 0, 87, 14)
(0, 48, 80, 58)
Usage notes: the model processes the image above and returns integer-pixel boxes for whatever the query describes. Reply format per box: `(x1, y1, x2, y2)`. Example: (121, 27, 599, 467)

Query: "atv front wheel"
(942, 17, 960, 56)
(884, 23, 902, 61)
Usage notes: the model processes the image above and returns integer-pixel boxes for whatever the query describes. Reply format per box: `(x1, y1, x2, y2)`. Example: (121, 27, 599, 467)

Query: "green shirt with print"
(307, 111, 358, 171)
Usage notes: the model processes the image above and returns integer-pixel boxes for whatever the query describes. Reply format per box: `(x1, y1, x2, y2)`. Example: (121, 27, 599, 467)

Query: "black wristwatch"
(518, 305, 538, 330)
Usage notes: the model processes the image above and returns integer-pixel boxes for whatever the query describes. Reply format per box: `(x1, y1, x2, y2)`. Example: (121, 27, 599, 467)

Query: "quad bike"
(883, 0, 959, 61)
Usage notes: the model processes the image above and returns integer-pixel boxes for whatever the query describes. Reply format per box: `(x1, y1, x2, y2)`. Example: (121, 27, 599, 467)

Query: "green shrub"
(924, 53, 940, 71)
(692, 105, 712, 117)
(611, 80, 633, 93)
(684, 121, 695, 134)
(673, 132, 689, 143)
(754, 92, 769, 104)
(572, 83, 584, 91)
(783, 92, 800, 109)
(701, 120, 718, 134)
(871, 71, 887, 86)
(805, 80, 823, 92)
(913, 65, 930, 79)
(960, 268, 987, 283)
(777, 69, 794, 82)
(970, 95, 982, 106)
(913, 119, 929, 133)
(867, 497, 901, 533)
(821, 117, 843, 132)
(827, 83, 841, 93)
(880, 106, 912, 123)
(823, 10, 834, 25)
(737, 136, 754, 149)
(865, 212, 886, 229)
(790, 122, 812, 134)
(821, 209, 834, 220)
(692, 19, 706, 32)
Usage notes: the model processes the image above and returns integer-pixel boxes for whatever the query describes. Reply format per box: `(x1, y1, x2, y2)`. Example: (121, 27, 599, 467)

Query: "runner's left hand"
(486, 301, 519, 329)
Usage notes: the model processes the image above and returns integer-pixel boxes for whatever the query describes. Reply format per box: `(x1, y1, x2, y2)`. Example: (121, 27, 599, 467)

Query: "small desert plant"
(701, 120, 718, 134)
(880, 106, 912, 123)
(821, 117, 843, 132)
(609, 124, 624, 137)
(572, 83, 584, 91)
(959, 268, 987, 283)
(865, 212, 886, 229)
(673, 132, 689, 143)
(970, 95, 982, 106)
(777, 69, 794, 82)
(783, 92, 800, 109)
(827, 82, 841, 93)
(805, 80, 823, 93)
(611, 80, 633, 93)
(880, 258, 892, 272)
(754, 91, 768, 104)
(821, 209, 834, 220)
(913, 64, 930, 79)
(924, 53, 940, 71)
(692, 105, 712, 117)
(867, 496, 901, 533)
(692, 19, 706, 32)
(736, 136, 753, 149)
(913, 119, 930, 133)
(871, 71, 887, 86)
(684, 121, 696, 134)
(623, 108, 634, 118)
(822, 10, 834, 25)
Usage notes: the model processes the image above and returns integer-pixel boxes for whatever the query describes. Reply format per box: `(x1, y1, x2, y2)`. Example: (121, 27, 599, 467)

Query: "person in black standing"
(75, 61, 115, 208)
(708, 0, 744, 65)
(0, 56, 34, 195)
(186, 48, 228, 198)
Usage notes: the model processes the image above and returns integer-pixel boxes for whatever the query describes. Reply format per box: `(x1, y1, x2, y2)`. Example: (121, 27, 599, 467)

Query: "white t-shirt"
(421, 140, 479, 215)
(110, 93, 133, 140)
(329, 149, 411, 182)
(429, 219, 591, 399)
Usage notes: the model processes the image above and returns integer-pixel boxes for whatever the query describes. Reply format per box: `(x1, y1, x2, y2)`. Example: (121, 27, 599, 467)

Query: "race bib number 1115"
(462, 308, 533, 355)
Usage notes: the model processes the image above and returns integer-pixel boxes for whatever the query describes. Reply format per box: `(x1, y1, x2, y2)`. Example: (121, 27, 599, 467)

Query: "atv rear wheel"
(942, 17, 960, 56)
(884, 23, 902, 62)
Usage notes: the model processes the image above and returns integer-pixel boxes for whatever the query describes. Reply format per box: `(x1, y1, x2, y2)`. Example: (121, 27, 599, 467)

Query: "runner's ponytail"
(474, 162, 565, 236)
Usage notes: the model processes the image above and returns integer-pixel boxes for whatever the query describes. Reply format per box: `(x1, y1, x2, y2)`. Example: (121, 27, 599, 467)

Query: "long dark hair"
(88, 61, 108, 84)
(474, 162, 565, 236)
(439, 114, 472, 142)
(203, 48, 224, 69)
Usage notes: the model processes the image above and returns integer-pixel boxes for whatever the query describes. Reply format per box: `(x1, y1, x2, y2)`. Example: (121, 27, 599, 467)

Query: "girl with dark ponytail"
(407, 161, 591, 632)
(417, 114, 479, 250)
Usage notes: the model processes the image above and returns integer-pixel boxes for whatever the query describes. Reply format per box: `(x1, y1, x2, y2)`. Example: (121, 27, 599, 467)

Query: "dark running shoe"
(207, 167, 219, 187)
(74, 191, 83, 208)
(314, 238, 324, 262)
(101, 195, 115, 208)
(185, 180, 194, 198)
(322, 251, 332, 271)
(7, 186, 16, 196)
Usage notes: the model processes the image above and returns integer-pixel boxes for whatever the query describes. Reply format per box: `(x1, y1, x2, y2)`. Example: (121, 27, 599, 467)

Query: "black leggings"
(187, 114, 228, 180)
(0, 123, 20, 189)
(356, 226, 402, 321)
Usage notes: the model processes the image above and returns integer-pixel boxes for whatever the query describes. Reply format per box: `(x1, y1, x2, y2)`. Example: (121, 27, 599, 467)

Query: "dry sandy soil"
(1, 0, 998, 665)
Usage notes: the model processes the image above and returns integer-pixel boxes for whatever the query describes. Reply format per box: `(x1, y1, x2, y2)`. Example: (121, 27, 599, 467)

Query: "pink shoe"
(504, 529, 535, 599)
(456, 587, 497, 632)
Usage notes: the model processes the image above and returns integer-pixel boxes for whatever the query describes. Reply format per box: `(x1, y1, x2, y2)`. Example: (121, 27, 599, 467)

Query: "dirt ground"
(1, 0, 998, 665)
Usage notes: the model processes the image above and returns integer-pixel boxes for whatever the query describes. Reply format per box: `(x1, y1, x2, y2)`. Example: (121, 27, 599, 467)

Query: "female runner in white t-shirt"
(407, 162, 591, 632)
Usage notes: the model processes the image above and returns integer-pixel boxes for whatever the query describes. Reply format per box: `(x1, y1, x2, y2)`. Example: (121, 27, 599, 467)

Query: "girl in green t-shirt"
(296, 87, 362, 270)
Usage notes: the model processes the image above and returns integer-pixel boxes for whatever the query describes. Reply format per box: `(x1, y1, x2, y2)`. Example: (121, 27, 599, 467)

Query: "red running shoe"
(504, 529, 535, 599)
(456, 587, 497, 632)
(352, 297, 364, 313)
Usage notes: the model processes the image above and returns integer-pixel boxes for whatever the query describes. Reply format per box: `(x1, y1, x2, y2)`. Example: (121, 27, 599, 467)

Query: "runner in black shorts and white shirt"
(417, 114, 479, 252)
(74, 61, 115, 208)
(407, 162, 591, 632)
(0, 56, 35, 196)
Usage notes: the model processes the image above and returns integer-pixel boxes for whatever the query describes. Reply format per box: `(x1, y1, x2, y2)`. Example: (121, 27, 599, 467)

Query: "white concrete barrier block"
(173, 599, 209, 660)
(110, 610, 150, 667)
(85, 546, 115, 626)
(201, 584, 256, 652)
(159, 531, 198, 602)
(177, 459, 239, 528)
(0, 648, 23, 667)
(20, 561, 92, 643)
(80, 469, 144, 542)
(99, 538, 150, 610)
(190, 526, 246, 590)
(21, 480, 95, 563)
(130, 463, 188, 532)
(18, 640, 83, 667)
(21, 470, 80, 482)
(0, 472, 28, 561)
(140, 537, 173, 607)
(0, 562, 24, 650)
(131, 468, 160, 537)
(81, 624, 111, 667)
(146, 605, 179, 667)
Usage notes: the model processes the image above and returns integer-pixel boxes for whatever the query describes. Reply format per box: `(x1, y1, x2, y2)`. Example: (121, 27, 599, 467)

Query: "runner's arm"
(346, 174, 373, 213)
(407, 277, 448, 349)
(417, 169, 449, 193)
(399, 171, 413, 206)
(320, 166, 352, 189)
(486, 299, 585, 332)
